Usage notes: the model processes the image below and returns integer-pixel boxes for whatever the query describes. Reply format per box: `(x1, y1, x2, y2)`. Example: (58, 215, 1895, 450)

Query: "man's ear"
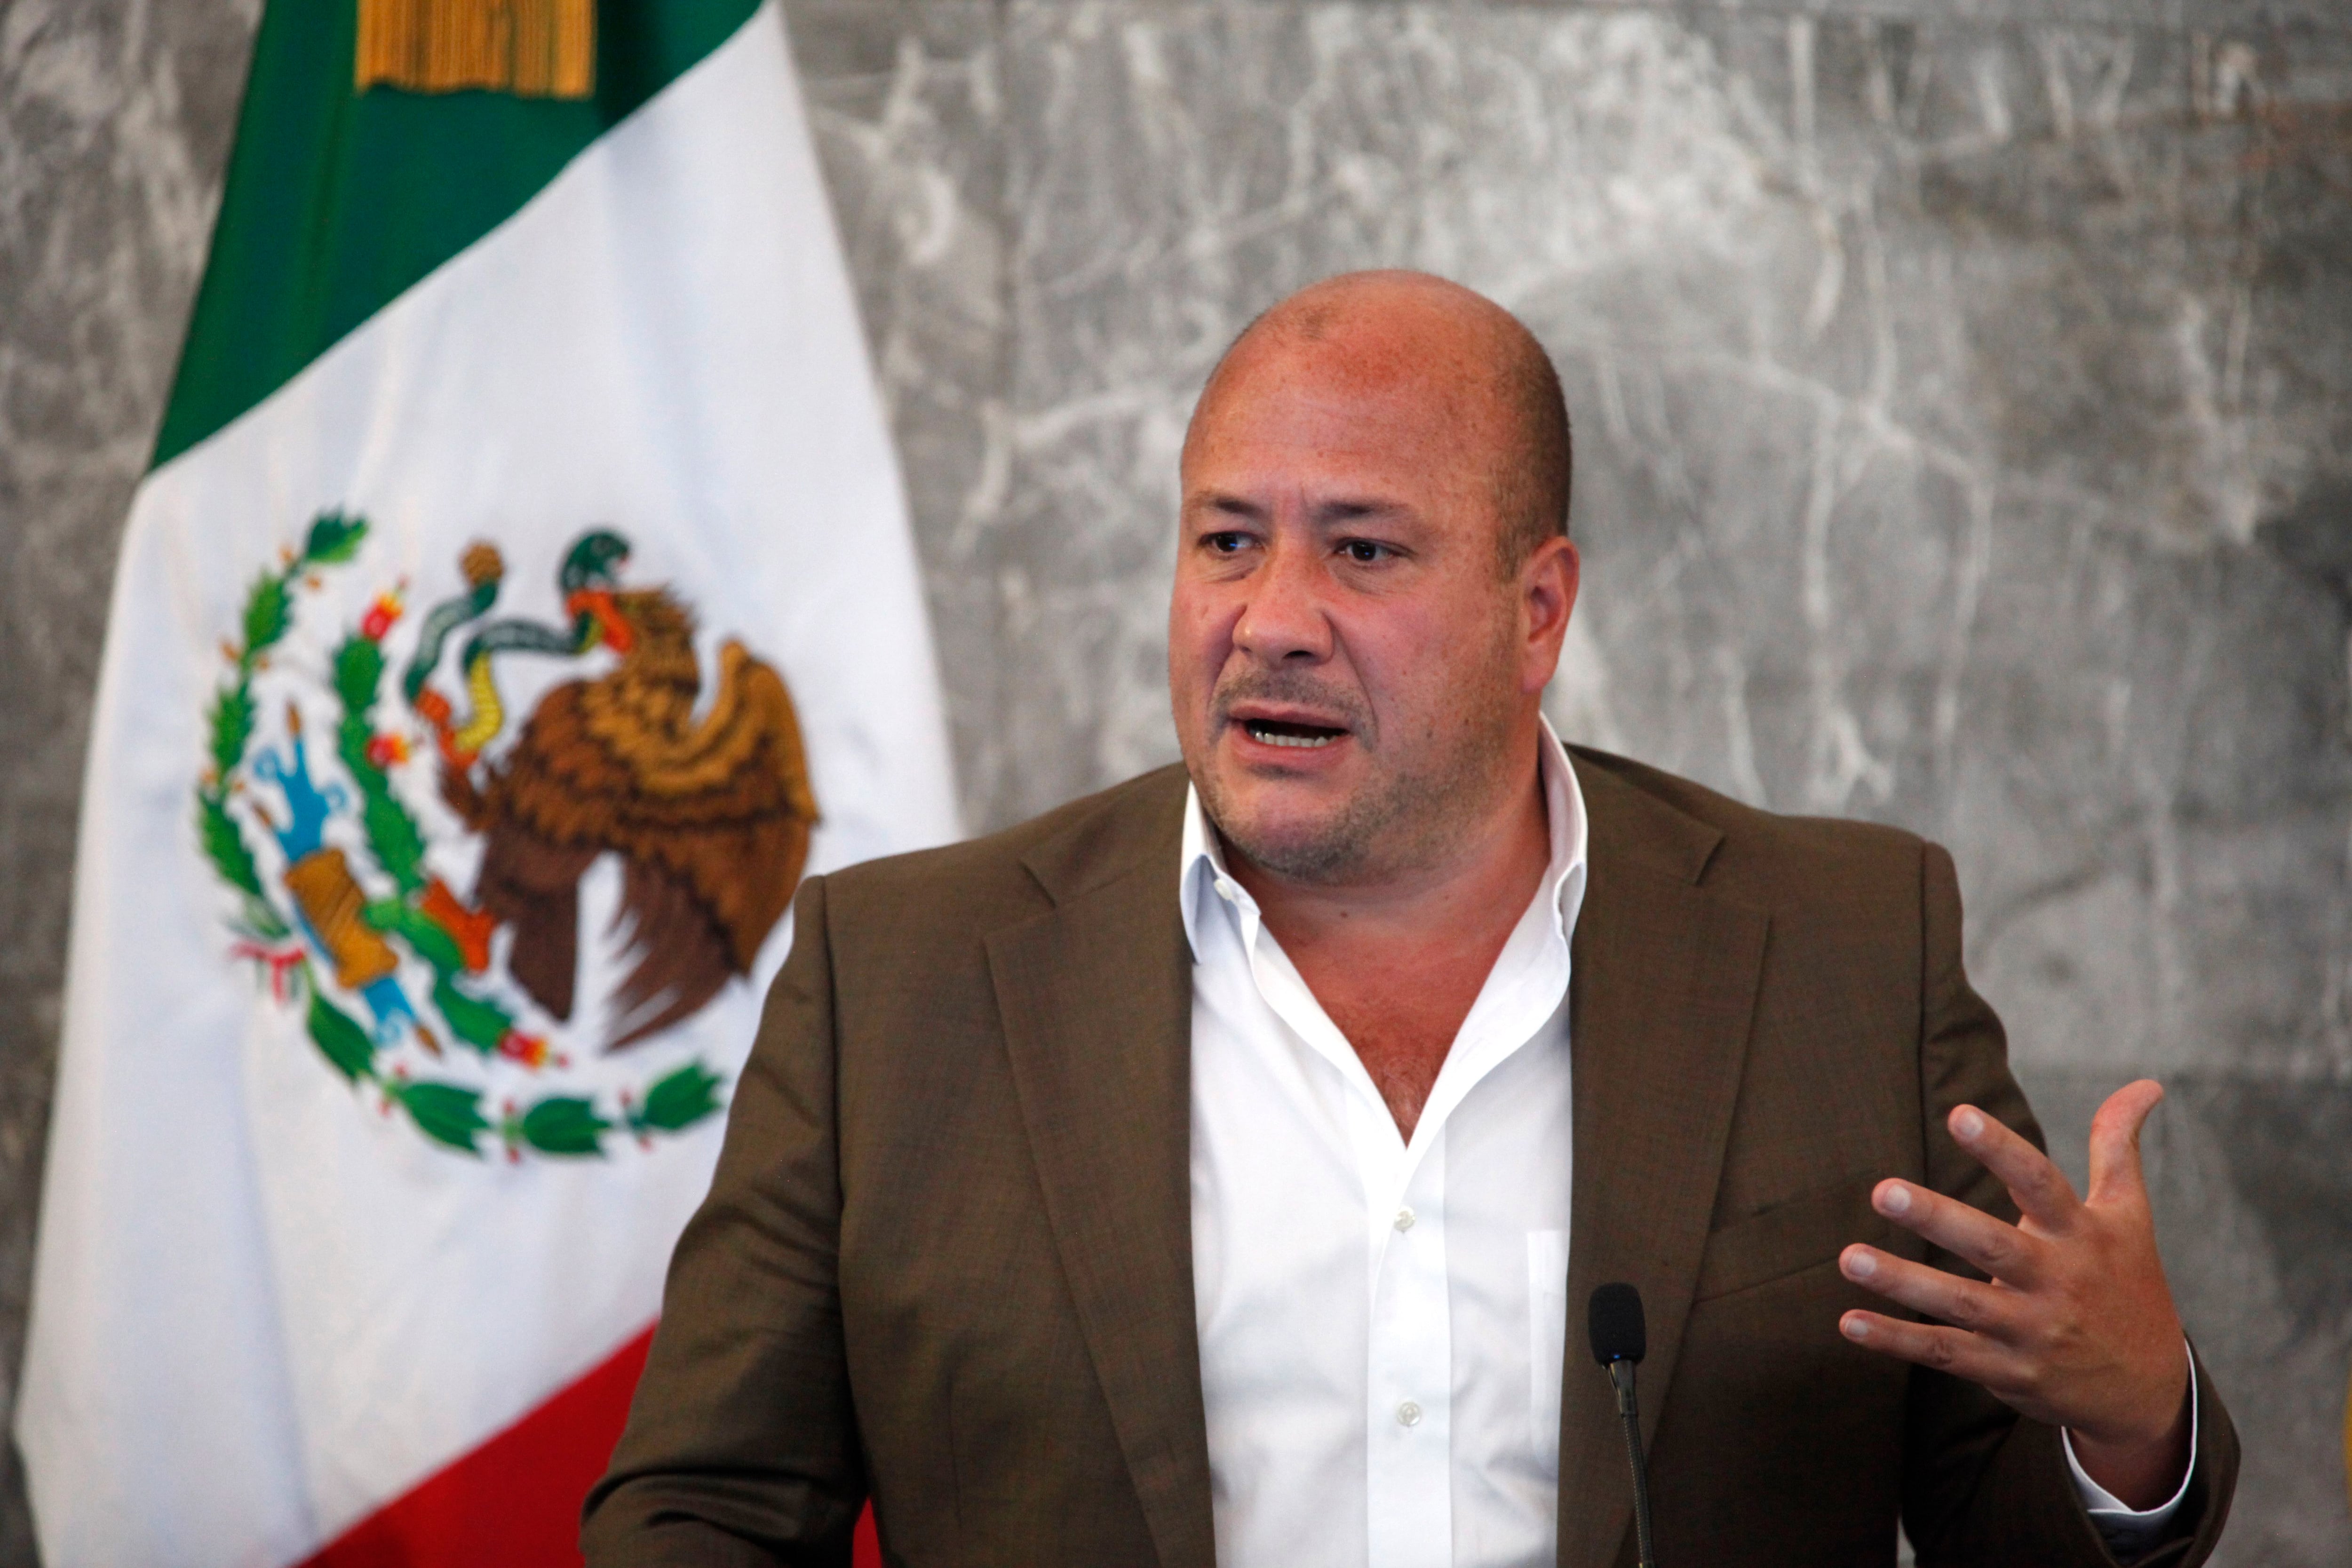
(1520, 535, 1580, 693)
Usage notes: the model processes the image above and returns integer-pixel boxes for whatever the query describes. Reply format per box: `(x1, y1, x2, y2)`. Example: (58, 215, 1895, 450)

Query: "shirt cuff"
(2061, 1341, 2199, 1562)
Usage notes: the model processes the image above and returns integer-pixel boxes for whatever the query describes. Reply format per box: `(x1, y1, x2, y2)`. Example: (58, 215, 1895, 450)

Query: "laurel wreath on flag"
(196, 513, 725, 1159)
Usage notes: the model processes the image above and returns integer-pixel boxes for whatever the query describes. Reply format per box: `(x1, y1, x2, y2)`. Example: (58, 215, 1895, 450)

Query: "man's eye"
(1204, 532, 1249, 554)
(1340, 540, 1389, 564)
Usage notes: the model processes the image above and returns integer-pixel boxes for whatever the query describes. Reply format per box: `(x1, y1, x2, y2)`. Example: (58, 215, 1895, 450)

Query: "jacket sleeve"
(1901, 843, 2240, 1567)
(581, 874, 866, 1568)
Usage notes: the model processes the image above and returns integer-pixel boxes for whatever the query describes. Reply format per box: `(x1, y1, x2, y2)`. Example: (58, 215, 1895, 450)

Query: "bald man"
(583, 274, 2237, 1567)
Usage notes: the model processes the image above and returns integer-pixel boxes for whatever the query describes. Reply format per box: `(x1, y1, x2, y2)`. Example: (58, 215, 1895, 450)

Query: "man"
(583, 272, 2236, 1565)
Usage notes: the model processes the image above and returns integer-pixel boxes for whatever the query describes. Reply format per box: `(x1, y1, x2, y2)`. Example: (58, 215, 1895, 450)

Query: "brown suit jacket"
(583, 749, 2238, 1567)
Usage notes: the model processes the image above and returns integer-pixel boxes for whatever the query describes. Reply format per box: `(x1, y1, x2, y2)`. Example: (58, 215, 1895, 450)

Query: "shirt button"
(1393, 1208, 1415, 1232)
(1396, 1401, 1423, 1428)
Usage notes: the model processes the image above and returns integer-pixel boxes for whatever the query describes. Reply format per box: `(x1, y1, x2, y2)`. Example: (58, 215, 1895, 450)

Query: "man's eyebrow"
(1315, 498, 1404, 522)
(1181, 493, 1415, 524)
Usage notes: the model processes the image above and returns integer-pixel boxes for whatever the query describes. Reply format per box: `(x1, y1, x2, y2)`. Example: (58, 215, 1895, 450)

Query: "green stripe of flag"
(153, 0, 761, 471)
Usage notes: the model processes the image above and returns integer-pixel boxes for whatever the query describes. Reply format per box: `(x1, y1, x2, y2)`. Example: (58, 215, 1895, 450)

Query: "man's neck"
(1224, 738, 1553, 1138)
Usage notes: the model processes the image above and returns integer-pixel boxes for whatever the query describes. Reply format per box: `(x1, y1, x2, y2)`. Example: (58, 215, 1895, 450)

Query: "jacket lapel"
(1557, 756, 1770, 1568)
(985, 771, 1216, 1568)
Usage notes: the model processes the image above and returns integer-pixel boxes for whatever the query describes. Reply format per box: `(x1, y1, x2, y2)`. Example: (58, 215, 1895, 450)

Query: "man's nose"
(1230, 534, 1332, 663)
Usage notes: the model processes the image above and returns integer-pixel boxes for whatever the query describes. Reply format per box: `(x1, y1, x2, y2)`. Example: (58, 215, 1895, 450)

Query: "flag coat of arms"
(16, 2, 957, 1562)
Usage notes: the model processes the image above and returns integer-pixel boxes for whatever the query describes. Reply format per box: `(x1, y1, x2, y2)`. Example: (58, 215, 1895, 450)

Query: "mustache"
(1211, 669, 1372, 733)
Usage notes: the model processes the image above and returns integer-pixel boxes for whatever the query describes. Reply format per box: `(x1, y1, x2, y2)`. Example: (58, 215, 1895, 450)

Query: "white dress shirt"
(1181, 719, 2189, 1567)
(1184, 724, 1585, 1568)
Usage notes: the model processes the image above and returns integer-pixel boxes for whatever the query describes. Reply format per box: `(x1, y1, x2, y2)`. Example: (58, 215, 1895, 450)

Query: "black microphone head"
(1588, 1282, 1646, 1366)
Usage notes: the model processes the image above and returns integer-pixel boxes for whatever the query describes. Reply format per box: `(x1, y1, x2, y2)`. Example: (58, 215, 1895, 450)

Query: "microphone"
(1588, 1282, 1657, 1568)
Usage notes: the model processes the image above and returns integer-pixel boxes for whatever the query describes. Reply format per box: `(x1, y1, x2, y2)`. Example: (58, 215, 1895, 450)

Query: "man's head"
(1168, 270, 1580, 888)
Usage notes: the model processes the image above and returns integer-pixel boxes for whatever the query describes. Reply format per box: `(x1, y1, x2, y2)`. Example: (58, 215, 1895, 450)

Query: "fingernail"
(1955, 1108, 1985, 1140)
(1842, 1315, 1869, 1342)
(1844, 1250, 1877, 1280)
(1877, 1184, 1911, 1217)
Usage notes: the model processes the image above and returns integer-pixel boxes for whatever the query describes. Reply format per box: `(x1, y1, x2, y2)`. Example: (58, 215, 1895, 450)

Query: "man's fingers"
(2086, 1079, 2165, 1208)
(1839, 1246, 2021, 1336)
(1837, 1310, 2005, 1384)
(1949, 1103, 2082, 1231)
(1869, 1179, 2046, 1286)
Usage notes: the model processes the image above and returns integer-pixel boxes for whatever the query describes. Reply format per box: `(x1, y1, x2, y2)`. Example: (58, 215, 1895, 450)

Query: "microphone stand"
(1606, 1356, 1658, 1568)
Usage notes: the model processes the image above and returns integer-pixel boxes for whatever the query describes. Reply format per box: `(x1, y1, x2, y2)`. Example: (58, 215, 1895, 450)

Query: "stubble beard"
(1193, 635, 1523, 888)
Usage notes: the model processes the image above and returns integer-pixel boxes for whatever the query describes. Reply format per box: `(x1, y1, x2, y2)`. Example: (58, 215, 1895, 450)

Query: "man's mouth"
(1241, 718, 1348, 750)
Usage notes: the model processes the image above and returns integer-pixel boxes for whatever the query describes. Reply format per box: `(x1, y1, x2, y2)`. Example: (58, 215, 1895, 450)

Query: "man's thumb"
(2086, 1078, 2165, 1206)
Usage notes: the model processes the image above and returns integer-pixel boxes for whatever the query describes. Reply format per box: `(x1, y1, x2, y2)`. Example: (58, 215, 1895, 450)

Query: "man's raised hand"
(1836, 1080, 2193, 1510)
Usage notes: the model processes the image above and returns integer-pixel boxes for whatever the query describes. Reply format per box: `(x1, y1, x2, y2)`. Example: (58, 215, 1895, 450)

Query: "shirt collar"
(1179, 715, 1590, 959)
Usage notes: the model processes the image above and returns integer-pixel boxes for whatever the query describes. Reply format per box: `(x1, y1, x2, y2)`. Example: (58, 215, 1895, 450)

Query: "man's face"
(1168, 307, 1575, 886)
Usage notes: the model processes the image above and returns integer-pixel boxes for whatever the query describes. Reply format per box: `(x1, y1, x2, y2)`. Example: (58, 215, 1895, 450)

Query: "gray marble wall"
(3, 0, 2347, 1560)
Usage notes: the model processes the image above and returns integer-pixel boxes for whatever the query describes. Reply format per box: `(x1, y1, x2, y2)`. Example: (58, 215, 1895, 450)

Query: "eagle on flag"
(411, 531, 820, 1049)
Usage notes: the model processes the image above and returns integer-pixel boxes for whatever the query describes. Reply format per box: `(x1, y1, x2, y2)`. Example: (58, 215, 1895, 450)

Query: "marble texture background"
(3, 0, 2349, 1560)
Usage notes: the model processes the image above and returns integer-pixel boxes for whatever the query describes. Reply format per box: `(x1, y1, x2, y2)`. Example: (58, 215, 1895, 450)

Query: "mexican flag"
(15, 2, 954, 1563)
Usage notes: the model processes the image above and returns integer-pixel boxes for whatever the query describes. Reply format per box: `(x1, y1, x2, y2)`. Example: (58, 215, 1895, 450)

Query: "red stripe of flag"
(299, 1325, 881, 1567)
